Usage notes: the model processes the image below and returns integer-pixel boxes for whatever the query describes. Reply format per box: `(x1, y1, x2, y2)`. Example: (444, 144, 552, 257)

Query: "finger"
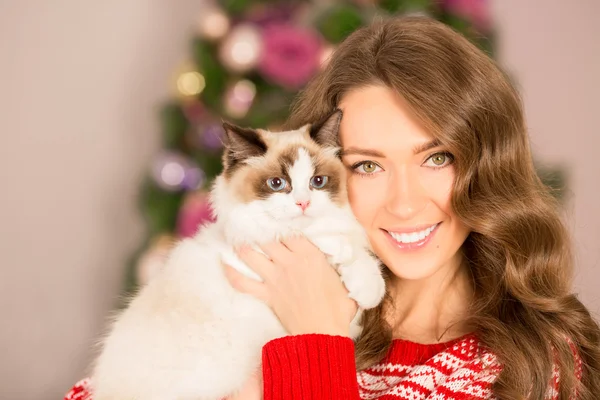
(259, 240, 292, 264)
(236, 246, 276, 281)
(223, 264, 270, 305)
(282, 234, 321, 255)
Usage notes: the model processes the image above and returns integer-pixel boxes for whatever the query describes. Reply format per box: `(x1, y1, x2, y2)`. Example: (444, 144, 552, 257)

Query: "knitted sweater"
(64, 333, 576, 400)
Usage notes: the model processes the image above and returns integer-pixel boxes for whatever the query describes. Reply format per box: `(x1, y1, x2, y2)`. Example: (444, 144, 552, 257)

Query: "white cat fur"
(91, 123, 385, 400)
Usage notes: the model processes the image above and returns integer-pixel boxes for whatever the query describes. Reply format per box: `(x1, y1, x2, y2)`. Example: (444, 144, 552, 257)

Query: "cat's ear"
(221, 122, 267, 172)
(309, 108, 343, 148)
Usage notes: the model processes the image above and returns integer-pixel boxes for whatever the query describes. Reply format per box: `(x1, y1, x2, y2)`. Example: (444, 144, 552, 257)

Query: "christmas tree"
(125, 0, 558, 296)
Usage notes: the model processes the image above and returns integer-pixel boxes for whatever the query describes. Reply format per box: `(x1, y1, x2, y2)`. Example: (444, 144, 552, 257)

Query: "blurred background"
(0, 0, 598, 398)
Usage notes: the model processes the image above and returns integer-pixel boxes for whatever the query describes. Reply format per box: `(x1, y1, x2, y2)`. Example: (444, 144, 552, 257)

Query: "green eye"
(351, 160, 382, 175)
(432, 153, 446, 165)
(426, 152, 454, 168)
(360, 161, 377, 173)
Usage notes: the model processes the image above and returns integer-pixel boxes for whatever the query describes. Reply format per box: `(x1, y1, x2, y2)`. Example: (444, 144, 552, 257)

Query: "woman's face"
(339, 85, 470, 281)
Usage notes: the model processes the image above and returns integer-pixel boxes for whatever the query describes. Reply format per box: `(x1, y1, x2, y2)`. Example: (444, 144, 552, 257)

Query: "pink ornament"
(443, 0, 491, 32)
(176, 192, 216, 238)
(258, 24, 322, 89)
(224, 79, 256, 119)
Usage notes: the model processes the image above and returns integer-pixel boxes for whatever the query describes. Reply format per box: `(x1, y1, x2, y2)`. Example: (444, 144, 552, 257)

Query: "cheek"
(262, 193, 294, 214)
(420, 168, 454, 215)
(347, 176, 383, 224)
(308, 190, 334, 210)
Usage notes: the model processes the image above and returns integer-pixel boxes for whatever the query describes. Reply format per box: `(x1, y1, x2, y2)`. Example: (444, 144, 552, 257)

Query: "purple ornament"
(182, 166, 206, 191)
(244, 3, 299, 27)
(258, 24, 322, 89)
(176, 192, 216, 238)
(202, 123, 225, 150)
(151, 151, 205, 191)
(187, 122, 225, 151)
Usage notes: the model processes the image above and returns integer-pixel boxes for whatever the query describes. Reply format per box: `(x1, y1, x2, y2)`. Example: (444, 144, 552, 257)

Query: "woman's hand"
(224, 235, 357, 337)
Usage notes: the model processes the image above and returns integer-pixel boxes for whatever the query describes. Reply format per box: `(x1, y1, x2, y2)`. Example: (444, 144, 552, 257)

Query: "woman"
(65, 16, 600, 400)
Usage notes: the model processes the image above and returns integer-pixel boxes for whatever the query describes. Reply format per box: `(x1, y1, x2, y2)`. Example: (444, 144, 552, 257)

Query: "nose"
(386, 166, 427, 219)
(296, 200, 310, 212)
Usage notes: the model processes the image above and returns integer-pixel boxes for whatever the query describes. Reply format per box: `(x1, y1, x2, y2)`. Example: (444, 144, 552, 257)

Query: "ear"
(221, 122, 268, 172)
(309, 108, 343, 148)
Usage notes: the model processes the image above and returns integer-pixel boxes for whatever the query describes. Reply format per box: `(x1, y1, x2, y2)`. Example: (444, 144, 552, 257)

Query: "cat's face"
(212, 110, 347, 226)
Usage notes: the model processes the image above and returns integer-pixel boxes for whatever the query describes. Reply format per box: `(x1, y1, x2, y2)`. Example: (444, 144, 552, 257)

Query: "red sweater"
(64, 333, 580, 400)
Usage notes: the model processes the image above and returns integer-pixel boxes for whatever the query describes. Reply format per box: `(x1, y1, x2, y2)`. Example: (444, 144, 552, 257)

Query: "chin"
(385, 260, 441, 281)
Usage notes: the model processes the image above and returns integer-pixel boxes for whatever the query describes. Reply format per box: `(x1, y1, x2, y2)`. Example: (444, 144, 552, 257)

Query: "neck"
(385, 253, 473, 344)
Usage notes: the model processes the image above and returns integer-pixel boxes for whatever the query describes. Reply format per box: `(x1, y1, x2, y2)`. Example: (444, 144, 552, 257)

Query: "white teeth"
(389, 224, 437, 244)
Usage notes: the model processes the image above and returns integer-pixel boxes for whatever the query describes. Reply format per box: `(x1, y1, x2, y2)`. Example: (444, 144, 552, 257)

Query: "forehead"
(252, 127, 342, 175)
(338, 85, 433, 151)
(256, 144, 342, 179)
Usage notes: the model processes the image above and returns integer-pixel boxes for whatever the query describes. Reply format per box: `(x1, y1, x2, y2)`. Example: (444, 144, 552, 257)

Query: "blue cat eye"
(310, 175, 328, 189)
(267, 177, 287, 191)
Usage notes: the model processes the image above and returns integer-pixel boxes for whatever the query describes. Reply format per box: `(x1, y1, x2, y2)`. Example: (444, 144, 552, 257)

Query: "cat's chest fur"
(196, 205, 365, 282)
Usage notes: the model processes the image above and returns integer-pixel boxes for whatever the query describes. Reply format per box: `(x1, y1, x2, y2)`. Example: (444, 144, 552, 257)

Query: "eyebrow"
(339, 147, 385, 158)
(340, 139, 442, 158)
(413, 139, 442, 155)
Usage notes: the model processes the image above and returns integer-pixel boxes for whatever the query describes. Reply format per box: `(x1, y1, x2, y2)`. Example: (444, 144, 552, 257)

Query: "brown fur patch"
(311, 151, 346, 206)
(222, 123, 268, 179)
(309, 108, 343, 148)
(227, 126, 348, 206)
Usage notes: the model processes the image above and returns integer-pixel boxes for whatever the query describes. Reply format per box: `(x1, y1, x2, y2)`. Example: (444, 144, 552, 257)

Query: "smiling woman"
(281, 15, 600, 400)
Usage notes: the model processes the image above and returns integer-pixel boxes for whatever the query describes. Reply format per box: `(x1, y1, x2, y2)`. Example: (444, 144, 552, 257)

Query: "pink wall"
(492, 0, 600, 313)
(0, 1, 597, 398)
(0, 1, 204, 398)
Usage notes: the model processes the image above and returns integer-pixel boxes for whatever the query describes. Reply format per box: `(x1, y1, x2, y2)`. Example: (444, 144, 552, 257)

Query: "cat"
(91, 109, 386, 400)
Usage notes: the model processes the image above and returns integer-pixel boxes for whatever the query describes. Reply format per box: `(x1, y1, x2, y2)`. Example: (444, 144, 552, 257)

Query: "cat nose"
(295, 200, 310, 212)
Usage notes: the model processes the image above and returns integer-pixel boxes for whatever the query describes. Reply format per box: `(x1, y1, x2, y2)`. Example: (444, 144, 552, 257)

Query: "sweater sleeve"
(262, 334, 361, 400)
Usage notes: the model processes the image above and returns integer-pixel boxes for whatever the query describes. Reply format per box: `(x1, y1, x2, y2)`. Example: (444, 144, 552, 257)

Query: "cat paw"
(339, 259, 385, 310)
(311, 236, 353, 265)
(327, 242, 354, 266)
(349, 310, 364, 339)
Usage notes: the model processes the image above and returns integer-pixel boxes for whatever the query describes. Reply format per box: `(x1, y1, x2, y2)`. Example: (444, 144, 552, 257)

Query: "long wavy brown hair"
(283, 16, 600, 399)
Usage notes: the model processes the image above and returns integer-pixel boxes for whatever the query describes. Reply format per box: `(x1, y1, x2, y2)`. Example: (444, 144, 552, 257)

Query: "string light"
(219, 24, 263, 73)
(197, 8, 230, 40)
(177, 70, 205, 97)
